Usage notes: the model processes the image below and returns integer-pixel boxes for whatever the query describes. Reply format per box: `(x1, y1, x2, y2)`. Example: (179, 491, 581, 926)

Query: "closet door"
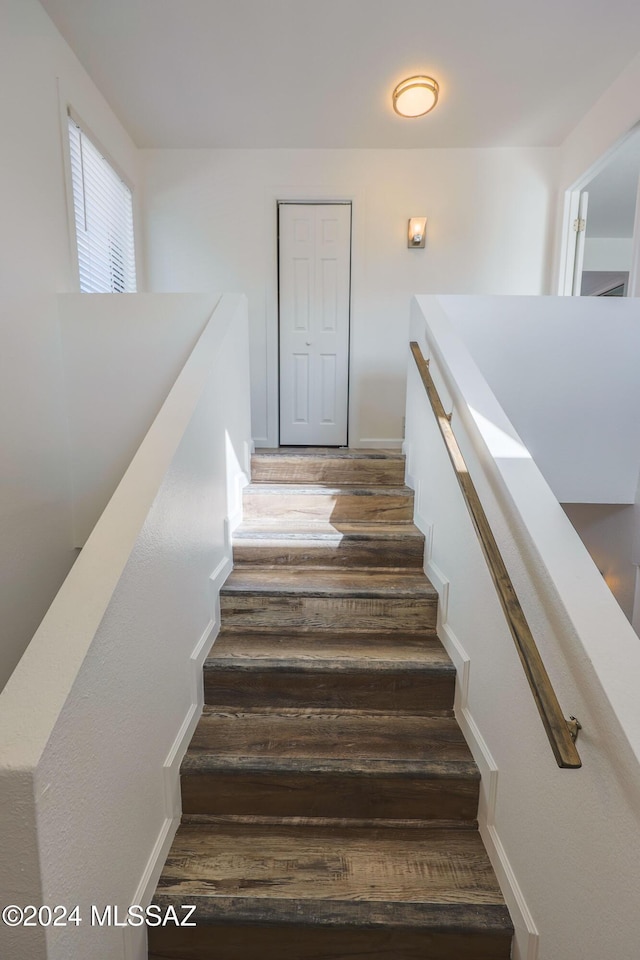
(279, 203, 351, 445)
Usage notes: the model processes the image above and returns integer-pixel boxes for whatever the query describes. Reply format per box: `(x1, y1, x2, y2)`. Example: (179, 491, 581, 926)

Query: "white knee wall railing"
(404, 294, 640, 960)
(0, 293, 252, 960)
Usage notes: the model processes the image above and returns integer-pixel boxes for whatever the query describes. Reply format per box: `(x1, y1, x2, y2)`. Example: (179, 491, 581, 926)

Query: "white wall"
(0, 0, 143, 690)
(562, 503, 636, 618)
(59, 293, 218, 543)
(436, 295, 640, 504)
(142, 147, 556, 447)
(560, 51, 640, 192)
(406, 295, 640, 960)
(0, 295, 251, 960)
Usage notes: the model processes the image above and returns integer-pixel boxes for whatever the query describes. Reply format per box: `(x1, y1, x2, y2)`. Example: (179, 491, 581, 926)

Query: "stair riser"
(149, 925, 512, 960)
(232, 537, 424, 568)
(219, 595, 436, 632)
(205, 668, 454, 712)
(243, 492, 414, 523)
(251, 456, 405, 486)
(181, 771, 478, 821)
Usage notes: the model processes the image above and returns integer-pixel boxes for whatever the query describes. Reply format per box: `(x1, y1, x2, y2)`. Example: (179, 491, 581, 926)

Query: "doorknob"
(305, 341, 312, 346)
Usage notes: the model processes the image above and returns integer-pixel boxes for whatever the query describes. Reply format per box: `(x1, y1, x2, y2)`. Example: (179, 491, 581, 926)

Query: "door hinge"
(573, 217, 586, 233)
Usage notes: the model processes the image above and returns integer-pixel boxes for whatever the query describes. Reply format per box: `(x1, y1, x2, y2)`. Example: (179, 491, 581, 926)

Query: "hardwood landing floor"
(148, 448, 513, 960)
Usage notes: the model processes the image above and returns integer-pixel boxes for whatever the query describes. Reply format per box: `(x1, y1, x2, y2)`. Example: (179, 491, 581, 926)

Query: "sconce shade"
(393, 76, 439, 118)
(408, 217, 427, 248)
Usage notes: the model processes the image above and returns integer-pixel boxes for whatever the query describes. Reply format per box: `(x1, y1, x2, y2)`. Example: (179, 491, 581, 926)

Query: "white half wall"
(0, 0, 143, 690)
(59, 293, 219, 543)
(0, 294, 251, 960)
(406, 295, 640, 960)
(142, 147, 556, 447)
(434, 294, 640, 504)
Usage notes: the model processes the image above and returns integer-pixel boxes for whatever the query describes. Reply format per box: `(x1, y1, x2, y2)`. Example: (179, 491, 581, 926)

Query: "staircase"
(148, 448, 513, 960)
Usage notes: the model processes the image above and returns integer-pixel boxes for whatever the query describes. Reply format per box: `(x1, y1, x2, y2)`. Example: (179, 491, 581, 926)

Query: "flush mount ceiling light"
(392, 76, 439, 118)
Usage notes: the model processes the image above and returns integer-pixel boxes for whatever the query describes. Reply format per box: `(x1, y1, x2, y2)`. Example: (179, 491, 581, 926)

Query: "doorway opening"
(559, 125, 640, 296)
(277, 202, 352, 446)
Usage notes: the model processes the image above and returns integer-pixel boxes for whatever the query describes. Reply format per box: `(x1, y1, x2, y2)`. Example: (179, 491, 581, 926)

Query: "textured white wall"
(436, 294, 640, 504)
(406, 295, 640, 960)
(142, 147, 556, 447)
(59, 293, 219, 542)
(0, 0, 143, 690)
(0, 295, 251, 960)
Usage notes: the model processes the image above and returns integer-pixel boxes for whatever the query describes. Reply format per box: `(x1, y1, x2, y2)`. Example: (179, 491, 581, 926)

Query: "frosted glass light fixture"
(408, 217, 427, 248)
(393, 76, 439, 118)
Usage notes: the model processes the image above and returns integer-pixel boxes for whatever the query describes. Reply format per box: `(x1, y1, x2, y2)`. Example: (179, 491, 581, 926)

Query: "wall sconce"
(408, 217, 427, 248)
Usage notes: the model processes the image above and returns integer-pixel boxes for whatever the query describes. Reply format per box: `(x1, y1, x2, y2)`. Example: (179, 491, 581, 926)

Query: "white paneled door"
(279, 203, 351, 445)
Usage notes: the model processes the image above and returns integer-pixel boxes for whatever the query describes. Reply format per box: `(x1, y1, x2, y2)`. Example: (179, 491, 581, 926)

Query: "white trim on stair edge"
(122, 567, 230, 960)
(357, 437, 403, 449)
(405, 437, 537, 957)
(424, 550, 539, 960)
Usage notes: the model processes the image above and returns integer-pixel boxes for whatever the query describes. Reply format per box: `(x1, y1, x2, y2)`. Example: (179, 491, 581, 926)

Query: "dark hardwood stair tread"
(182, 813, 480, 830)
(244, 483, 412, 496)
(183, 757, 478, 779)
(233, 520, 423, 539)
(208, 631, 452, 667)
(149, 449, 514, 958)
(249, 450, 407, 490)
(221, 568, 437, 599)
(155, 821, 512, 927)
(183, 708, 477, 772)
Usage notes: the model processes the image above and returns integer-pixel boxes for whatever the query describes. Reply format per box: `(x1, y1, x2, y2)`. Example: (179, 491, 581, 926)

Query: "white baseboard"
(413, 500, 433, 551)
(244, 439, 255, 473)
(227, 509, 243, 536)
(210, 553, 233, 595)
(356, 437, 403, 449)
(253, 436, 270, 449)
(164, 615, 217, 819)
(424, 556, 539, 960)
(482, 823, 539, 960)
(122, 611, 222, 960)
(227, 466, 249, 535)
(425, 556, 449, 626)
(123, 815, 177, 960)
(402, 441, 416, 489)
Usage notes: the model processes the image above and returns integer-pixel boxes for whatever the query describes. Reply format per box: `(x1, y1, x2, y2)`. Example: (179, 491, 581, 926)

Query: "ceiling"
(39, 0, 640, 149)
(585, 129, 640, 238)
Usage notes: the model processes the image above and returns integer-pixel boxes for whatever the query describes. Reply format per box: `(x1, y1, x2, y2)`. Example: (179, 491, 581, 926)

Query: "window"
(68, 114, 136, 293)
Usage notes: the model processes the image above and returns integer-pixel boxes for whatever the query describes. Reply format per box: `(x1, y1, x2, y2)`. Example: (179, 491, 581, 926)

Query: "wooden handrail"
(410, 341, 581, 768)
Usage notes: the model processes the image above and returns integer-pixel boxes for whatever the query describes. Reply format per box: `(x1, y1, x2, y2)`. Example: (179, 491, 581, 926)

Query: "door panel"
(293, 353, 310, 424)
(279, 203, 351, 445)
(293, 258, 311, 330)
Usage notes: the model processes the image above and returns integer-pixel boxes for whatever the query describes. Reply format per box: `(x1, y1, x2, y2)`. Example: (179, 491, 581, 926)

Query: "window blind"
(68, 115, 137, 293)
